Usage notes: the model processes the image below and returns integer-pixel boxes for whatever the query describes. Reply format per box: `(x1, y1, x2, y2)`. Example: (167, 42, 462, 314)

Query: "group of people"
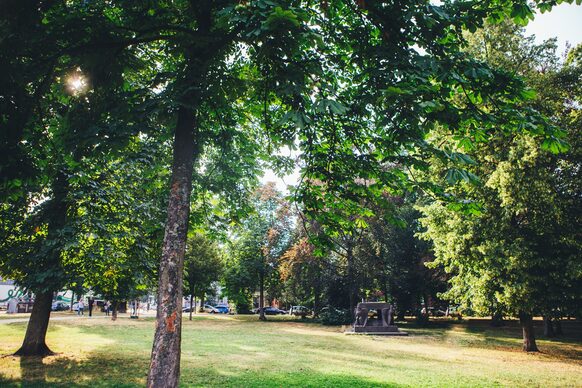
(76, 298, 112, 316)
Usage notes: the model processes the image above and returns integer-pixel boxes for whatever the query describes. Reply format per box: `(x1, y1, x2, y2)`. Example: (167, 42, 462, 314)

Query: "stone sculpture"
(347, 301, 407, 336)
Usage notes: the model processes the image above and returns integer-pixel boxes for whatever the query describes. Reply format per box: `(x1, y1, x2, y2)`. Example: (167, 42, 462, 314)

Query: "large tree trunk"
(189, 294, 194, 321)
(147, 107, 198, 388)
(519, 312, 539, 352)
(543, 315, 555, 337)
(259, 273, 266, 321)
(15, 290, 54, 356)
(17, 172, 68, 357)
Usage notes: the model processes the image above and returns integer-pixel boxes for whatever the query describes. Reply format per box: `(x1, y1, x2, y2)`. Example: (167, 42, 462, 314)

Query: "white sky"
(260, 3, 582, 193)
(525, 3, 582, 55)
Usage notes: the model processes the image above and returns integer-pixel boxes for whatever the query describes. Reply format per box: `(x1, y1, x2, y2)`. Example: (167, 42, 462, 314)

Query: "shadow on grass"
(1, 316, 580, 387)
(0, 353, 147, 388)
(0, 353, 404, 388)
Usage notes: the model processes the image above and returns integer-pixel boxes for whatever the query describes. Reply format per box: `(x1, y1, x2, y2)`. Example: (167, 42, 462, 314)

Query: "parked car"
(289, 306, 310, 317)
(51, 301, 70, 311)
(254, 307, 286, 315)
(428, 307, 446, 317)
(214, 305, 229, 314)
(203, 304, 220, 314)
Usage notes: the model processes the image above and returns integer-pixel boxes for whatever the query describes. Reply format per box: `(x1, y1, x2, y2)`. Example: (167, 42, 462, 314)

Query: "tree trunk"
(543, 315, 555, 337)
(346, 247, 356, 320)
(111, 301, 118, 321)
(519, 312, 539, 352)
(17, 171, 68, 357)
(259, 273, 266, 321)
(198, 292, 205, 313)
(147, 107, 198, 388)
(15, 290, 54, 356)
(70, 291, 74, 312)
(554, 318, 563, 335)
(313, 283, 320, 318)
(189, 294, 193, 321)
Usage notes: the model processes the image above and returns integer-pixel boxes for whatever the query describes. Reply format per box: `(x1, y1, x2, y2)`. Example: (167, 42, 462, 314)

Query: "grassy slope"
(0, 315, 580, 387)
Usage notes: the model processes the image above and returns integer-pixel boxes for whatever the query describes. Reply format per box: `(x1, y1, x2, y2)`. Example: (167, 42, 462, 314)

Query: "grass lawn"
(0, 315, 580, 387)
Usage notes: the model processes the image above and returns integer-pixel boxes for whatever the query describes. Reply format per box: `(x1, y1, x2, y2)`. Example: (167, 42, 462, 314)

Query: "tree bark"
(313, 283, 320, 318)
(17, 171, 68, 356)
(543, 315, 555, 337)
(15, 290, 54, 356)
(198, 292, 205, 313)
(519, 312, 539, 352)
(147, 107, 198, 388)
(259, 272, 266, 321)
(346, 246, 356, 320)
(189, 294, 193, 321)
(111, 301, 118, 321)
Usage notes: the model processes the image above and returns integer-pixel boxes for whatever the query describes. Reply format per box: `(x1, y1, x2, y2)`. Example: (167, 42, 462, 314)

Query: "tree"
(356, 201, 444, 320)
(224, 183, 293, 320)
(419, 23, 581, 351)
(3, 0, 578, 383)
(183, 234, 223, 321)
(280, 232, 327, 315)
(0, 0, 166, 354)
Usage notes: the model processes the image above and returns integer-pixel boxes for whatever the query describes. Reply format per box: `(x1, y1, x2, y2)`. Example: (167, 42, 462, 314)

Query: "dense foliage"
(1, 0, 580, 384)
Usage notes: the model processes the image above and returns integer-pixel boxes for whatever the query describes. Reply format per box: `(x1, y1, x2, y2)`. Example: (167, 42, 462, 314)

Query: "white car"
(203, 304, 220, 314)
(289, 306, 310, 317)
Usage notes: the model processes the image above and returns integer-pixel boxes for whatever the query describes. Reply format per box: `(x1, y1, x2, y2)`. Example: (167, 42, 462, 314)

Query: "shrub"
(318, 306, 352, 325)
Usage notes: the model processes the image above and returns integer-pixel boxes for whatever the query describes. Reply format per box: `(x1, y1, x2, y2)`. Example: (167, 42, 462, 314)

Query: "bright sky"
(260, 3, 582, 193)
(525, 3, 582, 55)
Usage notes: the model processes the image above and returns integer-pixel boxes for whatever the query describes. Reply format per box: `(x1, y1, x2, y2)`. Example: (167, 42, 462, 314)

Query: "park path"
(0, 315, 108, 325)
(0, 311, 156, 325)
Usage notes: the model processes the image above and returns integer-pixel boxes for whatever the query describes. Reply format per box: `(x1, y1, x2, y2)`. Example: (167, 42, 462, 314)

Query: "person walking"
(7, 297, 18, 314)
(77, 298, 85, 316)
(104, 300, 111, 316)
(88, 298, 94, 317)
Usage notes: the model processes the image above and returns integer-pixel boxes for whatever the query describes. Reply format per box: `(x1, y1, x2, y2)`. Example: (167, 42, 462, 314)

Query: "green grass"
(0, 315, 580, 387)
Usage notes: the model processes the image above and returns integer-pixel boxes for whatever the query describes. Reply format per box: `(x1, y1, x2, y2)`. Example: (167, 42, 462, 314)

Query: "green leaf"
(541, 137, 570, 154)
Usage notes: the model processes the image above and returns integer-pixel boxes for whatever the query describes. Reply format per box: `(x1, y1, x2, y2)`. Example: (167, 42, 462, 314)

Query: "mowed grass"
(0, 315, 580, 387)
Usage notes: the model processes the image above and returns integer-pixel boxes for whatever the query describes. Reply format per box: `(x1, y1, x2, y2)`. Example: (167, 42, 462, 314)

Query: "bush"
(318, 306, 352, 325)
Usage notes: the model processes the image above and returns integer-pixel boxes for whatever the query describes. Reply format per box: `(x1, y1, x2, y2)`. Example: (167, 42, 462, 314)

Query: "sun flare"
(65, 69, 88, 95)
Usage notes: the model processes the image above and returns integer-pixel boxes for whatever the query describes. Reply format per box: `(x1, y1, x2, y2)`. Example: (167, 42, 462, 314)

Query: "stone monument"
(345, 302, 407, 335)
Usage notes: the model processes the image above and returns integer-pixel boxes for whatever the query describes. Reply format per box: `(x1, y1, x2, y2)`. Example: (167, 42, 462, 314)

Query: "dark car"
(51, 301, 70, 311)
(255, 307, 286, 315)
